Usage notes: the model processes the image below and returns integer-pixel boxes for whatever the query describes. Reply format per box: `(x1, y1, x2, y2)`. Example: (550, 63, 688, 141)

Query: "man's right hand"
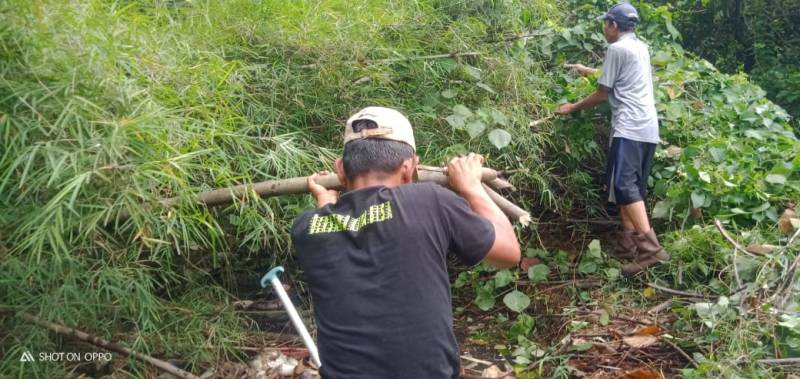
(307, 171, 339, 208)
(564, 63, 598, 77)
(447, 153, 485, 197)
(447, 153, 521, 268)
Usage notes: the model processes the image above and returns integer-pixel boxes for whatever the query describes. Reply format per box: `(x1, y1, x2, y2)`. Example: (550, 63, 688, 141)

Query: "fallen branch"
(565, 218, 620, 226)
(647, 299, 673, 315)
(647, 283, 709, 299)
(772, 226, 800, 309)
(662, 338, 698, 368)
(529, 115, 556, 128)
(300, 52, 480, 69)
(460, 355, 494, 366)
(756, 358, 800, 366)
(714, 219, 763, 256)
(20, 313, 200, 379)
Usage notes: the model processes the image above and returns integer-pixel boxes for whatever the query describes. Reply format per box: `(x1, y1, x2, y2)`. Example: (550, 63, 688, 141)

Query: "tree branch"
(20, 313, 200, 379)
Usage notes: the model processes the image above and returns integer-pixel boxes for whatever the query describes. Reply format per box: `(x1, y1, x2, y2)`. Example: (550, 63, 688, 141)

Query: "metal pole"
(260, 266, 322, 368)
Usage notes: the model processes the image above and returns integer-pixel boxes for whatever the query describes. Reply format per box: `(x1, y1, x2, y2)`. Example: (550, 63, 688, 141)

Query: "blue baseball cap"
(597, 3, 639, 26)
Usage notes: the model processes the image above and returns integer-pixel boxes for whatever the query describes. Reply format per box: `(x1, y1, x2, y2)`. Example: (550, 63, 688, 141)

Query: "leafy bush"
(1, 0, 798, 377)
(652, 0, 800, 119)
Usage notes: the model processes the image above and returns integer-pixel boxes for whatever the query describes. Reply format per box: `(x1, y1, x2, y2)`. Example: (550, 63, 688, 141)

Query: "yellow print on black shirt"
(308, 201, 393, 234)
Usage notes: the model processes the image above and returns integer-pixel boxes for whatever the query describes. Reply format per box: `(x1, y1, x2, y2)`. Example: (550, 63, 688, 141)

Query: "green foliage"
(2, 0, 799, 377)
(654, 0, 800, 119)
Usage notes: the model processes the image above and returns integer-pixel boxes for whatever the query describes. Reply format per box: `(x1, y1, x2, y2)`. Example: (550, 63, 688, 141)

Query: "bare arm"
(564, 63, 599, 77)
(555, 87, 609, 115)
(448, 154, 521, 268)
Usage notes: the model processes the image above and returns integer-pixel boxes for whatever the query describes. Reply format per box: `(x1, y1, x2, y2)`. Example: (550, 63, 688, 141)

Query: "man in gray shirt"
(556, 3, 669, 275)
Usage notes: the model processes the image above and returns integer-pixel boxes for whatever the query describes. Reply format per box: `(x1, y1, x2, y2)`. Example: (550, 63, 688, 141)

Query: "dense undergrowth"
(1, 0, 798, 377)
(653, 0, 800, 120)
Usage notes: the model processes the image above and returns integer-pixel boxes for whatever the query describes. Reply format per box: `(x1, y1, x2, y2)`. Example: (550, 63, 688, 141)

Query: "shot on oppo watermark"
(19, 351, 113, 363)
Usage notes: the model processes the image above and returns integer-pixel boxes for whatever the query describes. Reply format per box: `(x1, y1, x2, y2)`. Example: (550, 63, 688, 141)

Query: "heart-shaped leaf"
(578, 261, 597, 274)
(488, 129, 512, 149)
(691, 191, 706, 208)
(453, 104, 473, 118)
(490, 109, 509, 126)
(765, 174, 786, 185)
(494, 270, 514, 288)
(475, 292, 495, 311)
(466, 120, 486, 138)
(503, 290, 530, 313)
(652, 200, 670, 219)
(527, 264, 550, 282)
(441, 89, 457, 99)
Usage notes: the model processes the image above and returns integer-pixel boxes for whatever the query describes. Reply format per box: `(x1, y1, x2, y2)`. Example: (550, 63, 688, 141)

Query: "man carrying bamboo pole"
(290, 106, 521, 378)
(556, 3, 670, 274)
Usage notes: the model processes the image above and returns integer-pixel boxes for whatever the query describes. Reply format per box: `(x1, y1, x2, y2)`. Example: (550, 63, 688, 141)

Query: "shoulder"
(393, 182, 446, 197)
(392, 183, 463, 211)
(608, 41, 635, 57)
(291, 209, 319, 240)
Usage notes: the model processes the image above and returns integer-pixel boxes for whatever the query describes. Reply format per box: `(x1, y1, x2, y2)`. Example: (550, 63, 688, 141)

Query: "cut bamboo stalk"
(20, 313, 200, 379)
(486, 178, 516, 191)
(160, 166, 497, 209)
(482, 184, 531, 226)
(117, 166, 531, 224)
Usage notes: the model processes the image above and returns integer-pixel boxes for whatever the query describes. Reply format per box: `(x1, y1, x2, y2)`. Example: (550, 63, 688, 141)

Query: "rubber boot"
(622, 229, 670, 275)
(611, 230, 638, 260)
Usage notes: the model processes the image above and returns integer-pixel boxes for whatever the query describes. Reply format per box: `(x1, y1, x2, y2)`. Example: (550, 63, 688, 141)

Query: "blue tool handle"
(260, 266, 285, 288)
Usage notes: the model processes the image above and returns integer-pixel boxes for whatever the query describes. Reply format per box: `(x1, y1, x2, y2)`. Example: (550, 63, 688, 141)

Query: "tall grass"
(0, 0, 569, 376)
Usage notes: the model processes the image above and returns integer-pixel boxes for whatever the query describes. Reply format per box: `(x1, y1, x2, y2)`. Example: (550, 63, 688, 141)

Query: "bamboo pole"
(482, 184, 531, 226)
(159, 166, 498, 209)
(20, 313, 200, 379)
(117, 166, 533, 224)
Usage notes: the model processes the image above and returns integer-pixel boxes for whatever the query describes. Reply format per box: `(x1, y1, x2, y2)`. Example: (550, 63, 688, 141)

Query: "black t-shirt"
(290, 183, 495, 379)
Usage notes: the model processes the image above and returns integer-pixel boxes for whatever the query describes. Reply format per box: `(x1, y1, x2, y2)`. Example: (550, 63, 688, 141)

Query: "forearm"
(461, 187, 521, 268)
(572, 89, 608, 112)
(581, 67, 599, 76)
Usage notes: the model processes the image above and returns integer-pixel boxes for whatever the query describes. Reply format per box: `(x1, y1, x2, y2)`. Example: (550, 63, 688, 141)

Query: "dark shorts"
(605, 137, 656, 206)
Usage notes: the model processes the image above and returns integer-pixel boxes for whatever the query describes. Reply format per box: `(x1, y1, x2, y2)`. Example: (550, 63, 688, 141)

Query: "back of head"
(599, 3, 639, 32)
(342, 139, 415, 181)
(341, 106, 417, 181)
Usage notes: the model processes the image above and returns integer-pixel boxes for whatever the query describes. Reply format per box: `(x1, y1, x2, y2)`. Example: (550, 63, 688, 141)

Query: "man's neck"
(613, 32, 634, 42)
(347, 173, 407, 191)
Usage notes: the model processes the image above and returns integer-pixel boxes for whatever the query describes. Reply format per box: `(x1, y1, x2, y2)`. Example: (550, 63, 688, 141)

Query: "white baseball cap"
(343, 106, 416, 151)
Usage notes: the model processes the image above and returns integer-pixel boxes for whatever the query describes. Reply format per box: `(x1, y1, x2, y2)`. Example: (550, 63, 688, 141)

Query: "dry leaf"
(665, 145, 682, 159)
(635, 325, 663, 336)
(779, 209, 798, 234)
(665, 86, 677, 100)
(592, 342, 618, 355)
(745, 244, 774, 255)
(622, 335, 658, 349)
(623, 368, 663, 379)
(481, 365, 504, 378)
(519, 257, 542, 272)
